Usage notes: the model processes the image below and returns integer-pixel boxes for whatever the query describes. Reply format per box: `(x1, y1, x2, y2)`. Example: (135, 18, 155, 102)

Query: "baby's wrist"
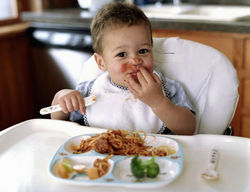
(150, 96, 165, 111)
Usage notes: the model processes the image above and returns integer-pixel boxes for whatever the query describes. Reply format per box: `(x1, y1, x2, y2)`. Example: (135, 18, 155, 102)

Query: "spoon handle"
(208, 149, 219, 171)
(39, 94, 96, 115)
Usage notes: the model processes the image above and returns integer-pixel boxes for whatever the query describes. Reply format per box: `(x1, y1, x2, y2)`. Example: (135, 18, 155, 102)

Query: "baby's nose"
(130, 57, 142, 65)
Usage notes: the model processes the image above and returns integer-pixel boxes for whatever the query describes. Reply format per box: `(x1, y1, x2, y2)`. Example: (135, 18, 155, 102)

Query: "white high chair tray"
(0, 119, 249, 192)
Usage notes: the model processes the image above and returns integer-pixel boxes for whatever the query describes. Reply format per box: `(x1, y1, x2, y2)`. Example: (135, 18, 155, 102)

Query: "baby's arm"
(126, 67, 195, 135)
(50, 89, 86, 120)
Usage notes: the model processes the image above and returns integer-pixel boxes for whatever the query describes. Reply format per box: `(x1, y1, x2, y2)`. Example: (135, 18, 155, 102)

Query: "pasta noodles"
(71, 130, 176, 156)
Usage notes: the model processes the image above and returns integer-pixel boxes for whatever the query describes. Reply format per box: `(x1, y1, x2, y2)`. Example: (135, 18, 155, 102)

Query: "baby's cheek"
(145, 65, 154, 74)
(121, 63, 127, 73)
(111, 63, 127, 74)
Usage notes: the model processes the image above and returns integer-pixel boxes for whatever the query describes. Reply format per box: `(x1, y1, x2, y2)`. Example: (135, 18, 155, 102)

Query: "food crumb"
(105, 178, 114, 182)
(170, 156, 181, 159)
(59, 153, 68, 156)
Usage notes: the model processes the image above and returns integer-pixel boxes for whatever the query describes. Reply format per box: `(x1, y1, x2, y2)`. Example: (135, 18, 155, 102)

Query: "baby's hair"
(91, 2, 152, 54)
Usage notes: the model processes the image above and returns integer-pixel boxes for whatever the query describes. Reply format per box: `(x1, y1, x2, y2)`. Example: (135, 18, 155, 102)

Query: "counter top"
(22, 9, 93, 30)
(0, 22, 30, 37)
(21, 8, 250, 33)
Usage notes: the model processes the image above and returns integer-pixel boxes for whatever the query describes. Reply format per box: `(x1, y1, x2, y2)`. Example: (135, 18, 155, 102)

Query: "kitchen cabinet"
(152, 29, 250, 137)
(0, 23, 36, 130)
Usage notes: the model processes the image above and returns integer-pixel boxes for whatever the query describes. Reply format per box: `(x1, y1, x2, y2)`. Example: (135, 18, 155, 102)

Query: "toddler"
(51, 2, 196, 135)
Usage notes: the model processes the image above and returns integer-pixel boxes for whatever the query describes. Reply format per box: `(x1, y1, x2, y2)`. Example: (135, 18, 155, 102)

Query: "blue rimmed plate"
(49, 133, 183, 188)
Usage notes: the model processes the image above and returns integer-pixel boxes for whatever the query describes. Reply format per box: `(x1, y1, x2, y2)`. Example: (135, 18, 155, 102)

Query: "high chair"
(78, 37, 239, 135)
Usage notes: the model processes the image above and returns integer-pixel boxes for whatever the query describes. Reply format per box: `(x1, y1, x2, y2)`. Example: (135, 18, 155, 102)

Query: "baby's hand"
(55, 89, 85, 115)
(125, 67, 165, 109)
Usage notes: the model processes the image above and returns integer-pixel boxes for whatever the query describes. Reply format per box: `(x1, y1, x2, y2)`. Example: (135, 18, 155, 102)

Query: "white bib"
(85, 72, 163, 133)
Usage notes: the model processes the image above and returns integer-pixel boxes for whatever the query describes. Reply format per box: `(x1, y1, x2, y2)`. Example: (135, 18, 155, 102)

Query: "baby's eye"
(117, 52, 127, 57)
(138, 49, 149, 54)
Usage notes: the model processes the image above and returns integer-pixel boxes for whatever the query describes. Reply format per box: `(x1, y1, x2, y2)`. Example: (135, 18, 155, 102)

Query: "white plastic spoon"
(40, 94, 96, 115)
(201, 148, 219, 181)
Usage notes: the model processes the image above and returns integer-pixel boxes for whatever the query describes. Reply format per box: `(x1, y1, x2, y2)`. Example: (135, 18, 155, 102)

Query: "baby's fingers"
(126, 74, 141, 91)
(59, 98, 70, 114)
(76, 93, 86, 115)
(152, 73, 162, 84)
(65, 97, 75, 112)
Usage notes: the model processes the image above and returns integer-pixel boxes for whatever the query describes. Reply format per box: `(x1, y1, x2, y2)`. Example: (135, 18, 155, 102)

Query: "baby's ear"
(94, 53, 107, 71)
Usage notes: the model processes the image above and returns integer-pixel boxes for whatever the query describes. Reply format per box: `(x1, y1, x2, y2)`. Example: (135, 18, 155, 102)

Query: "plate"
(49, 133, 183, 188)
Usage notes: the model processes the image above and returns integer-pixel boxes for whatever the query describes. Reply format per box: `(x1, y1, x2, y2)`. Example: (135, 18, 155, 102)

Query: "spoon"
(201, 149, 219, 181)
(40, 94, 96, 115)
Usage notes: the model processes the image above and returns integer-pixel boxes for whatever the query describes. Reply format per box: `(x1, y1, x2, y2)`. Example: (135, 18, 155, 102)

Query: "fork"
(39, 94, 96, 115)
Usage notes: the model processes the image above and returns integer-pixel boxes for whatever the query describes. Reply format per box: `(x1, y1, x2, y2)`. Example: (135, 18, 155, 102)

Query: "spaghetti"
(71, 130, 176, 156)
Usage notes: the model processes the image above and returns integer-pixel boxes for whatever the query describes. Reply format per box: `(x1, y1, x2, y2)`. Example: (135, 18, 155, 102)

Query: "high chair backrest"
(78, 37, 239, 134)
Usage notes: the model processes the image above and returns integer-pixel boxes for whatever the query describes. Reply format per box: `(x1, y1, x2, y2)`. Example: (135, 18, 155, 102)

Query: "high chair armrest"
(223, 126, 233, 135)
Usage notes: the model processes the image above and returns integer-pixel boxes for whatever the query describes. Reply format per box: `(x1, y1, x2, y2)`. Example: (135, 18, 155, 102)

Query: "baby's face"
(100, 24, 153, 88)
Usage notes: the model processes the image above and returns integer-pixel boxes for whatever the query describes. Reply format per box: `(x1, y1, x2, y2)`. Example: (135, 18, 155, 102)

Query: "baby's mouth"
(128, 70, 139, 82)
(130, 71, 138, 77)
